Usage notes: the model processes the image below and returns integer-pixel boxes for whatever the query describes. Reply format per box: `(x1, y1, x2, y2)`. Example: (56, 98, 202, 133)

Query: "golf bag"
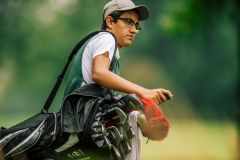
(60, 84, 144, 160)
(0, 30, 144, 160)
(0, 91, 143, 160)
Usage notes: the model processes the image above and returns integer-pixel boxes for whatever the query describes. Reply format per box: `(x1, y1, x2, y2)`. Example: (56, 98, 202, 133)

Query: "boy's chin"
(123, 41, 133, 47)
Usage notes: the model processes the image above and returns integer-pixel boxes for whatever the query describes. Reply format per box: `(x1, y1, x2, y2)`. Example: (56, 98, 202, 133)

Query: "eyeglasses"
(114, 17, 141, 31)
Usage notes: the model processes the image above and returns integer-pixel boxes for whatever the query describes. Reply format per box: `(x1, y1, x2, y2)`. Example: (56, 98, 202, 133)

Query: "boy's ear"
(105, 16, 113, 29)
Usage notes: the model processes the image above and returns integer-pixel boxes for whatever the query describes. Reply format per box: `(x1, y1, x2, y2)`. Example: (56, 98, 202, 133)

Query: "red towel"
(140, 98, 170, 141)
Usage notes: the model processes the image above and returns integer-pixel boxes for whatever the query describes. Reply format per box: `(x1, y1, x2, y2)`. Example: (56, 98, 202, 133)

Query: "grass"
(141, 120, 238, 160)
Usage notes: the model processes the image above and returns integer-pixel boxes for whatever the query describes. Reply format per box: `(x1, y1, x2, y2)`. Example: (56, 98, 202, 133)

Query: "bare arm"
(92, 52, 173, 104)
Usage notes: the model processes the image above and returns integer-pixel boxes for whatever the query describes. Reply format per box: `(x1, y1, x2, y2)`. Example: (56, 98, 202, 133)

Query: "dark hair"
(101, 11, 124, 30)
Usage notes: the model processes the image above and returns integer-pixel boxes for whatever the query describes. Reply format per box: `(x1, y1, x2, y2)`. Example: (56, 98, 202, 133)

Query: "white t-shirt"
(81, 32, 120, 85)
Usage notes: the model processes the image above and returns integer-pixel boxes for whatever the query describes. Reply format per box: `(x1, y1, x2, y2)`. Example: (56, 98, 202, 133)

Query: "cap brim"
(118, 5, 149, 21)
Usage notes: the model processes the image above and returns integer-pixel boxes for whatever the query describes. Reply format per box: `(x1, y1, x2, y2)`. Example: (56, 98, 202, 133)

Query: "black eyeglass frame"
(113, 17, 141, 31)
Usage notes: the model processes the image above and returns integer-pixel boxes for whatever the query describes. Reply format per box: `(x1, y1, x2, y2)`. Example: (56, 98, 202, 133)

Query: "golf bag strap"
(42, 30, 117, 113)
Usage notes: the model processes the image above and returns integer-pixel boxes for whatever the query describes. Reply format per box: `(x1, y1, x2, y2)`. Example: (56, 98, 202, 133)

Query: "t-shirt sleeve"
(91, 33, 116, 61)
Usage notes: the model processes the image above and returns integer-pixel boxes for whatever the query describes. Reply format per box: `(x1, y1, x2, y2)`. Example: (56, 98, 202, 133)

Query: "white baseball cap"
(103, 0, 149, 21)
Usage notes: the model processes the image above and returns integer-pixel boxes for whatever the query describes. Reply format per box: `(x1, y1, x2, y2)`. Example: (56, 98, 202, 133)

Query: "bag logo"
(67, 149, 90, 159)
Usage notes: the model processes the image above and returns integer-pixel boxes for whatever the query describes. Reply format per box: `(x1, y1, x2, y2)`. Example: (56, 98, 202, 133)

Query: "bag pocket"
(0, 112, 62, 158)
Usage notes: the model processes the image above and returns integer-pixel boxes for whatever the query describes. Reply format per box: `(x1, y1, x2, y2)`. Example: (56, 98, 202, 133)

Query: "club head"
(121, 94, 144, 110)
(92, 133, 104, 141)
(106, 126, 123, 146)
(107, 107, 127, 125)
(121, 122, 135, 140)
(111, 145, 122, 160)
(105, 136, 113, 150)
(92, 124, 108, 141)
(119, 139, 132, 155)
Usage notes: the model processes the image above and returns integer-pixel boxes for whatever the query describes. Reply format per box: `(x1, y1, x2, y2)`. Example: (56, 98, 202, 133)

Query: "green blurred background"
(0, 0, 239, 159)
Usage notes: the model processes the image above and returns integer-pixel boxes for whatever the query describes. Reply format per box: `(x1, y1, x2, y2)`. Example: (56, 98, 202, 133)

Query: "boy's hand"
(137, 88, 173, 104)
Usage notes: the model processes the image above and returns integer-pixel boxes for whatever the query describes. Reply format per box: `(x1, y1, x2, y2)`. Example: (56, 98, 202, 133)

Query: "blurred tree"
(0, 0, 108, 114)
(236, 0, 240, 131)
(134, 0, 238, 119)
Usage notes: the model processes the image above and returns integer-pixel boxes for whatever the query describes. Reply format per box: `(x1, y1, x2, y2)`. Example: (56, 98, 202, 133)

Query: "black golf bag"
(0, 91, 143, 160)
(0, 31, 144, 160)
